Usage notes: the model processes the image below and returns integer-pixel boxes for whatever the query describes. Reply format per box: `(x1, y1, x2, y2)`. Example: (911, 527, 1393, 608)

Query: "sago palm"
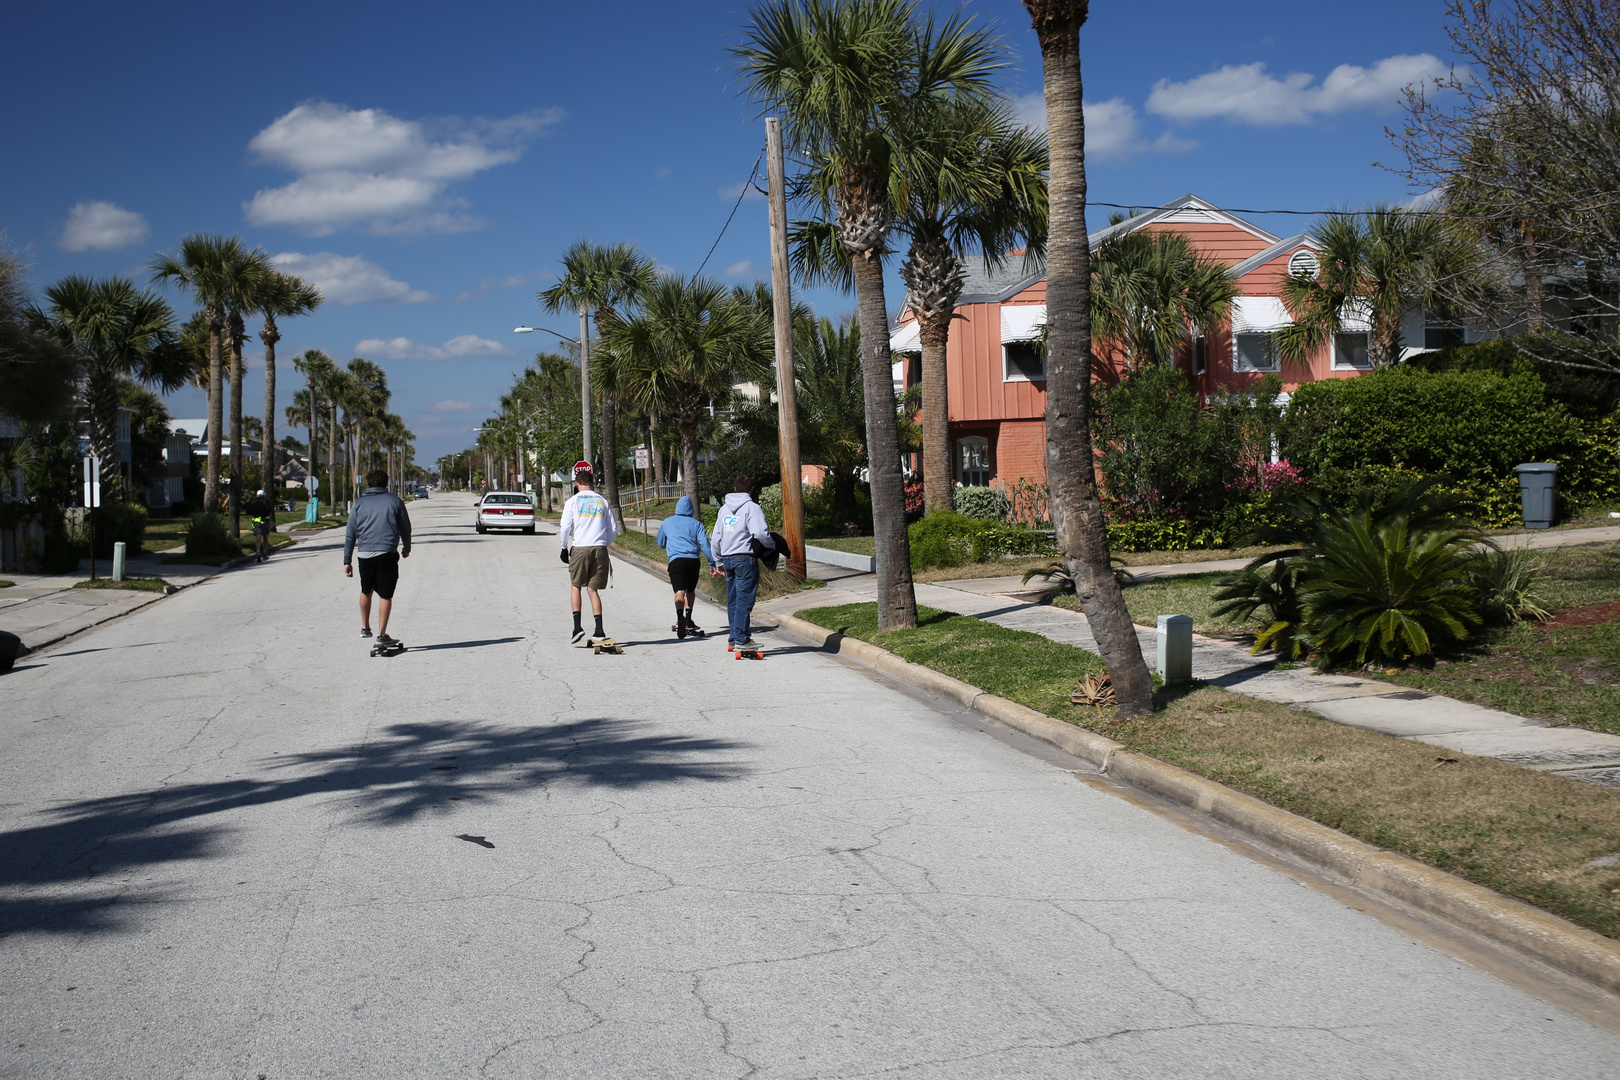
(737, 0, 1002, 630)
(254, 272, 322, 492)
(42, 276, 185, 491)
(538, 242, 658, 528)
(1019, 0, 1155, 715)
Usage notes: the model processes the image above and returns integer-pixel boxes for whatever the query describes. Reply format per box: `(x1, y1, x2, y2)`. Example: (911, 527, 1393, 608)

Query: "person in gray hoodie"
(656, 495, 716, 639)
(709, 475, 774, 650)
(343, 469, 412, 645)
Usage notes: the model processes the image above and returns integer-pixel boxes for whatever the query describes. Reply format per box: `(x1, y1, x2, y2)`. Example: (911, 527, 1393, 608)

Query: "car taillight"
(514, 508, 532, 515)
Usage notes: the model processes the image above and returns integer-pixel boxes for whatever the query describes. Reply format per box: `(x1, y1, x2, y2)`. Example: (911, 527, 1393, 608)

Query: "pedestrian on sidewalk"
(710, 475, 774, 651)
(558, 463, 617, 643)
(656, 495, 715, 639)
(246, 489, 276, 563)
(342, 469, 412, 648)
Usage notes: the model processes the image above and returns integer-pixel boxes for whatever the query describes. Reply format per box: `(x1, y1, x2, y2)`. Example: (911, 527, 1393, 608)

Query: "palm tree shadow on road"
(0, 716, 752, 937)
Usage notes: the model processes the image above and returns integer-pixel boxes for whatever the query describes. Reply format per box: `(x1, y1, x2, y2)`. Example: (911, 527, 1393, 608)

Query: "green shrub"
(184, 513, 239, 557)
(85, 501, 147, 557)
(1284, 366, 1583, 524)
(699, 442, 780, 503)
(952, 485, 1008, 520)
(1470, 547, 1551, 626)
(907, 511, 1055, 569)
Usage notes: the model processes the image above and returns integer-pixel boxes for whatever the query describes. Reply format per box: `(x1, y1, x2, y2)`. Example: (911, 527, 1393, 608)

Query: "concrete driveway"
(2, 494, 1615, 1078)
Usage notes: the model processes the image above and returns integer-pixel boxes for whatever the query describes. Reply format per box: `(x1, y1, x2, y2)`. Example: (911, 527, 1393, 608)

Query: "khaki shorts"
(569, 544, 610, 590)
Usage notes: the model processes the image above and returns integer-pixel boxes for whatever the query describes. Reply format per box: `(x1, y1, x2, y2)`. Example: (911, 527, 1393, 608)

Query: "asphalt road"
(2, 494, 1616, 1079)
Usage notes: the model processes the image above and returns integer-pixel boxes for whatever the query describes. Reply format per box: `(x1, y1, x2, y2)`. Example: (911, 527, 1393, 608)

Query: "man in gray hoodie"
(710, 475, 774, 650)
(343, 469, 412, 645)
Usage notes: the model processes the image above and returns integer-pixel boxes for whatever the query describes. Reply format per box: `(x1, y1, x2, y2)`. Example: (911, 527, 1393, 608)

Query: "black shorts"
(356, 552, 400, 600)
(668, 557, 700, 594)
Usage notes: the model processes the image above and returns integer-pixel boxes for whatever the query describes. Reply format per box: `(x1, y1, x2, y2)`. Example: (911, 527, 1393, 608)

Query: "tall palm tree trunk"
(206, 321, 224, 513)
(85, 362, 121, 492)
(262, 319, 279, 496)
(680, 423, 700, 507)
(327, 401, 338, 507)
(918, 319, 953, 514)
(228, 313, 245, 536)
(850, 252, 918, 631)
(1025, 0, 1152, 716)
(599, 394, 623, 529)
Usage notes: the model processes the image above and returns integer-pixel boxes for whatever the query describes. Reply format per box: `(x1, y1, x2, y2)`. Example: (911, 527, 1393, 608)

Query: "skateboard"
(587, 636, 624, 655)
(672, 623, 708, 640)
(370, 638, 406, 658)
(733, 645, 766, 660)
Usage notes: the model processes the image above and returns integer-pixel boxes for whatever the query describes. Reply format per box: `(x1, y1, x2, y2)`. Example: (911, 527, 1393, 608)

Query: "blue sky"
(1, 0, 1456, 463)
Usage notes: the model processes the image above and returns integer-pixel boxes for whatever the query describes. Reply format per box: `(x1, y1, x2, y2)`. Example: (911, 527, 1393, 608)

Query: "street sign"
(634, 447, 650, 470)
(81, 456, 101, 508)
(304, 476, 320, 492)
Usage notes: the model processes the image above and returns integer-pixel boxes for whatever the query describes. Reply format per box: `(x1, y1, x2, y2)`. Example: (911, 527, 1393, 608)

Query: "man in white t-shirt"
(558, 463, 618, 642)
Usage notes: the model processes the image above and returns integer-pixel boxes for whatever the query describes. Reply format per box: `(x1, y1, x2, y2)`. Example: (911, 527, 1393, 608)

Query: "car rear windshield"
(484, 494, 532, 505)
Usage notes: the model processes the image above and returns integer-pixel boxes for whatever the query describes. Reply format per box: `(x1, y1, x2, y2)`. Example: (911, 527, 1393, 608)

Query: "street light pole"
(515, 322, 593, 471)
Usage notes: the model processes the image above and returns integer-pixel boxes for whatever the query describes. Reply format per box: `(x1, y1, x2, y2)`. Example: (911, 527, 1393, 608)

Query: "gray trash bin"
(1515, 462, 1558, 530)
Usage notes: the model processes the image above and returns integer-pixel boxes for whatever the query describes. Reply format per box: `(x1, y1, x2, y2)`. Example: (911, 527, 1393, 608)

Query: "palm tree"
(1090, 224, 1238, 370)
(1020, 0, 1155, 716)
(41, 276, 185, 491)
(1275, 207, 1446, 370)
(538, 242, 659, 529)
(151, 235, 270, 514)
(896, 99, 1048, 514)
(291, 348, 336, 496)
(607, 276, 771, 505)
(253, 272, 322, 494)
(737, 0, 1002, 630)
(1, 250, 79, 426)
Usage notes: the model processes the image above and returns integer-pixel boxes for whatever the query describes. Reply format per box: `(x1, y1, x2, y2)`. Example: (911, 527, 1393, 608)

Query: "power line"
(1090, 200, 1450, 218)
(695, 147, 766, 277)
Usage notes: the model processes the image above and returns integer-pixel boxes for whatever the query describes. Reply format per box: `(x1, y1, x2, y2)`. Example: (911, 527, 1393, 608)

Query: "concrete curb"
(771, 610, 1620, 1000)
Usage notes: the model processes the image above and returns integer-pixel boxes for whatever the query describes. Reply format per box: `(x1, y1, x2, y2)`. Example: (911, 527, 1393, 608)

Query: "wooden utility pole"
(579, 309, 595, 469)
(766, 118, 806, 581)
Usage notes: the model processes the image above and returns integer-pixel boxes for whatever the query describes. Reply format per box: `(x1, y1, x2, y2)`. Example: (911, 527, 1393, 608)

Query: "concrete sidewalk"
(0, 548, 268, 654)
(763, 561, 1620, 789)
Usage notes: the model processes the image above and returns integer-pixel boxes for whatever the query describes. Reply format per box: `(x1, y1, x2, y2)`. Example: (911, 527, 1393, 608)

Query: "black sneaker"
(674, 622, 687, 640)
(361, 628, 374, 638)
(377, 634, 398, 647)
(571, 626, 585, 643)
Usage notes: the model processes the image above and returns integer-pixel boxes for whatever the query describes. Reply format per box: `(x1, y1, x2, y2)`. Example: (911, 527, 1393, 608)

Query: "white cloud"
(423, 399, 472, 413)
(58, 201, 150, 251)
(356, 334, 510, 362)
(724, 260, 755, 278)
(718, 180, 765, 202)
(1147, 54, 1445, 126)
(454, 272, 532, 303)
(270, 251, 436, 305)
(1010, 93, 1195, 161)
(243, 101, 564, 235)
(654, 167, 672, 180)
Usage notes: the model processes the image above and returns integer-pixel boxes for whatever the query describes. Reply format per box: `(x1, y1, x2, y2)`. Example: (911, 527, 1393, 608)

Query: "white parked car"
(475, 491, 536, 534)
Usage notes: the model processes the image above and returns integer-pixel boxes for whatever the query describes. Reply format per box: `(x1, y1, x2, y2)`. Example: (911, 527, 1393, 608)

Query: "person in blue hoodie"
(655, 495, 716, 639)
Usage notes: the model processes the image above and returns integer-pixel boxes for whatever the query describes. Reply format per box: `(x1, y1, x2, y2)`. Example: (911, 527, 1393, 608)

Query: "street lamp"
(515, 318, 594, 470)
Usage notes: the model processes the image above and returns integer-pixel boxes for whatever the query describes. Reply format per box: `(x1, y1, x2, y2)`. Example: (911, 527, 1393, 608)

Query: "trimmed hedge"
(952, 485, 1008, 520)
(1284, 367, 1585, 526)
(907, 511, 1055, 570)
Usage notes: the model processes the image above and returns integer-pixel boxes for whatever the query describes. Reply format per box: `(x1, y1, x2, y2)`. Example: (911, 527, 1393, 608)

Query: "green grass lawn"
(1373, 543, 1620, 734)
(796, 599, 1620, 939)
(1054, 570, 1249, 638)
(73, 577, 171, 592)
(161, 532, 294, 565)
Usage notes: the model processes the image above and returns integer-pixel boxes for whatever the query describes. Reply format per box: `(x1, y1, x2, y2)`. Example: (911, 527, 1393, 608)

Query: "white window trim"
(1330, 330, 1373, 371)
(1232, 332, 1280, 373)
(1001, 341, 1046, 383)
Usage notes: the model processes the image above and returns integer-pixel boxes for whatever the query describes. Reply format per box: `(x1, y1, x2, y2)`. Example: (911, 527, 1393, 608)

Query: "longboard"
(370, 640, 406, 657)
(587, 636, 624, 655)
(733, 645, 766, 660)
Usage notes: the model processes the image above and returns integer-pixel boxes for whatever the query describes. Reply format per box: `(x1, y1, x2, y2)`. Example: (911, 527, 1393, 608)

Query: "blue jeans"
(723, 553, 759, 644)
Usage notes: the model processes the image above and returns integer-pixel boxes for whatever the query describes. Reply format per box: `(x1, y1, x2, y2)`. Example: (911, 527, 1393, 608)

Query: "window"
(1287, 249, 1320, 277)
(1332, 331, 1372, 369)
(1424, 322, 1464, 350)
(1233, 333, 1278, 372)
(1002, 341, 1045, 382)
(1191, 335, 1207, 375)
(956, 436, 990, 487)
(906, 355, 922, 388)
